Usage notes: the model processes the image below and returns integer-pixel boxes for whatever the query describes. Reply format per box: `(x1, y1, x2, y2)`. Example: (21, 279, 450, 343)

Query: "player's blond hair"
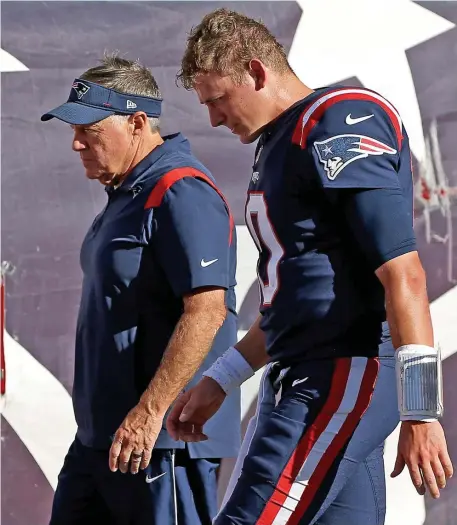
(177, 8, 292, 89)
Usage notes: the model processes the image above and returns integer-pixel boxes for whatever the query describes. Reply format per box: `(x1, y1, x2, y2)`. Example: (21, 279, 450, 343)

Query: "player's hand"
(166, 376, 226, 442)
(109, 403, 162, 475)
(391, 420, 453, 498)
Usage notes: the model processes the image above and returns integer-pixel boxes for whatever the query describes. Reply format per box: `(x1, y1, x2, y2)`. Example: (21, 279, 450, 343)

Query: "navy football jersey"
(245, 87, 416, 362)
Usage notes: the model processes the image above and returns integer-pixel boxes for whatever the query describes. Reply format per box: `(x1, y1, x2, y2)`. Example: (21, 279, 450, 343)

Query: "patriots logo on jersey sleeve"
(71, 81, 90, 100)
(314, 134, 397, 180)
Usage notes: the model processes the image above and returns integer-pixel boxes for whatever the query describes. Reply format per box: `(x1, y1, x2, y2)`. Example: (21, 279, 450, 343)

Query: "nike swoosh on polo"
(145, 472, 167, 484)
(345, 113, 374, 125)
(201, 258, 218, 267)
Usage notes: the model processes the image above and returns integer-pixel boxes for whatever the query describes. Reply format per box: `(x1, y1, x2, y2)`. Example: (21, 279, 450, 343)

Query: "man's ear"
(130, 112, 148, 135)
(248, 59, 267, 91)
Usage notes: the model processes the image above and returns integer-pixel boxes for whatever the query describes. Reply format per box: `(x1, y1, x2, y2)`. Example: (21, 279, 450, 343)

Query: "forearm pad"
(395, 344, 443, 422)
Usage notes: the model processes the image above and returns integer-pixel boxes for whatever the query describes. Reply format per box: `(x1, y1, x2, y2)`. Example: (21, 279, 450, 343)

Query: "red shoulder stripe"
(292, 88, 403, 150)
(145, 167, 235, 245)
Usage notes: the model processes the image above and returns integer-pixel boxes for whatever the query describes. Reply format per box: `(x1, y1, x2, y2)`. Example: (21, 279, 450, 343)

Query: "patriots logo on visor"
(314, 134, 397, 180)
(72, 81, 90, 100)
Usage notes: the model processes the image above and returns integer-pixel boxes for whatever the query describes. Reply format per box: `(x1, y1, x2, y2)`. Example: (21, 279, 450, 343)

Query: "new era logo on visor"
(127, 100, 137, 109)
(72, 81, 90, 100)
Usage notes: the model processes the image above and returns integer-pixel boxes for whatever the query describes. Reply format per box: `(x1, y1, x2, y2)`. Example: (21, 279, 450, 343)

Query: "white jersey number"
(245, 193, 284, 306)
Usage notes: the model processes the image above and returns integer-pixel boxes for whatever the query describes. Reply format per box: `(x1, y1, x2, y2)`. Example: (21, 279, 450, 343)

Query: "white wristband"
(395, 344, 443, 422)
(203, 346, 255, 395)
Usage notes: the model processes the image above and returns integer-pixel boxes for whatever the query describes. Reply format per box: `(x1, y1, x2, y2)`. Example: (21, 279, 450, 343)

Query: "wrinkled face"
(194, 71, 268, 144)
(71, 116, 134, 185)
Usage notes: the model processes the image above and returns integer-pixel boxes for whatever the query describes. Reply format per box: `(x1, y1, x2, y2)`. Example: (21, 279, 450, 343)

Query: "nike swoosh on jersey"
(345, 113, 374, 125)
(292, 377, 309, 387)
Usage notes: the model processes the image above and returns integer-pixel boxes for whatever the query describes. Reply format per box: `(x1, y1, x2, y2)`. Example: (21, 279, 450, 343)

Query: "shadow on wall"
(423, 350, 457, 525)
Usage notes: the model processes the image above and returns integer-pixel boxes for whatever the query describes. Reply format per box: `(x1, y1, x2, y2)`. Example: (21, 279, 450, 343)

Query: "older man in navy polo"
(41, 53, 240, 525)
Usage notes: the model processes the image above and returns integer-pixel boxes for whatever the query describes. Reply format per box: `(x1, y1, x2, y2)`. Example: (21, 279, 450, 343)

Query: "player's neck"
(270, 75, 314, 121)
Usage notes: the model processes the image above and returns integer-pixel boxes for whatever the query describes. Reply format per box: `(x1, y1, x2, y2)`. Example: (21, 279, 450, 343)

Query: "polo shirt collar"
(106, 133, 190, 195)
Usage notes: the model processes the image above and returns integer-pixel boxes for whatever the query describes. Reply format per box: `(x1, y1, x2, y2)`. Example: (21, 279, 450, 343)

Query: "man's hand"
(107, 288, 225, 474)
(391, 420, 453, 498)
(166, 377, 227, 442)
(109, 403, 163, 475)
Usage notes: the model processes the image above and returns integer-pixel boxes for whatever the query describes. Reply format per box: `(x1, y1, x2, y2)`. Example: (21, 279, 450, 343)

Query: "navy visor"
(41, 79, 162, 125)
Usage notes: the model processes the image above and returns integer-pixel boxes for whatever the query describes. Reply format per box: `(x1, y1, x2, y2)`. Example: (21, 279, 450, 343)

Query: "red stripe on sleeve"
(145, 167, 234, 245)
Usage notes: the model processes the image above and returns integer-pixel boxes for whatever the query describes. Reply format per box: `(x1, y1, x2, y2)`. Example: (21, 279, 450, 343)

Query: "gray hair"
(80, 52, 162, 131)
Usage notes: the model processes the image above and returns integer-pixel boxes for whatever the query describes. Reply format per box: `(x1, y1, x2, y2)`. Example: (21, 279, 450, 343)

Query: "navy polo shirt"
(73, 133, 240, 458)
